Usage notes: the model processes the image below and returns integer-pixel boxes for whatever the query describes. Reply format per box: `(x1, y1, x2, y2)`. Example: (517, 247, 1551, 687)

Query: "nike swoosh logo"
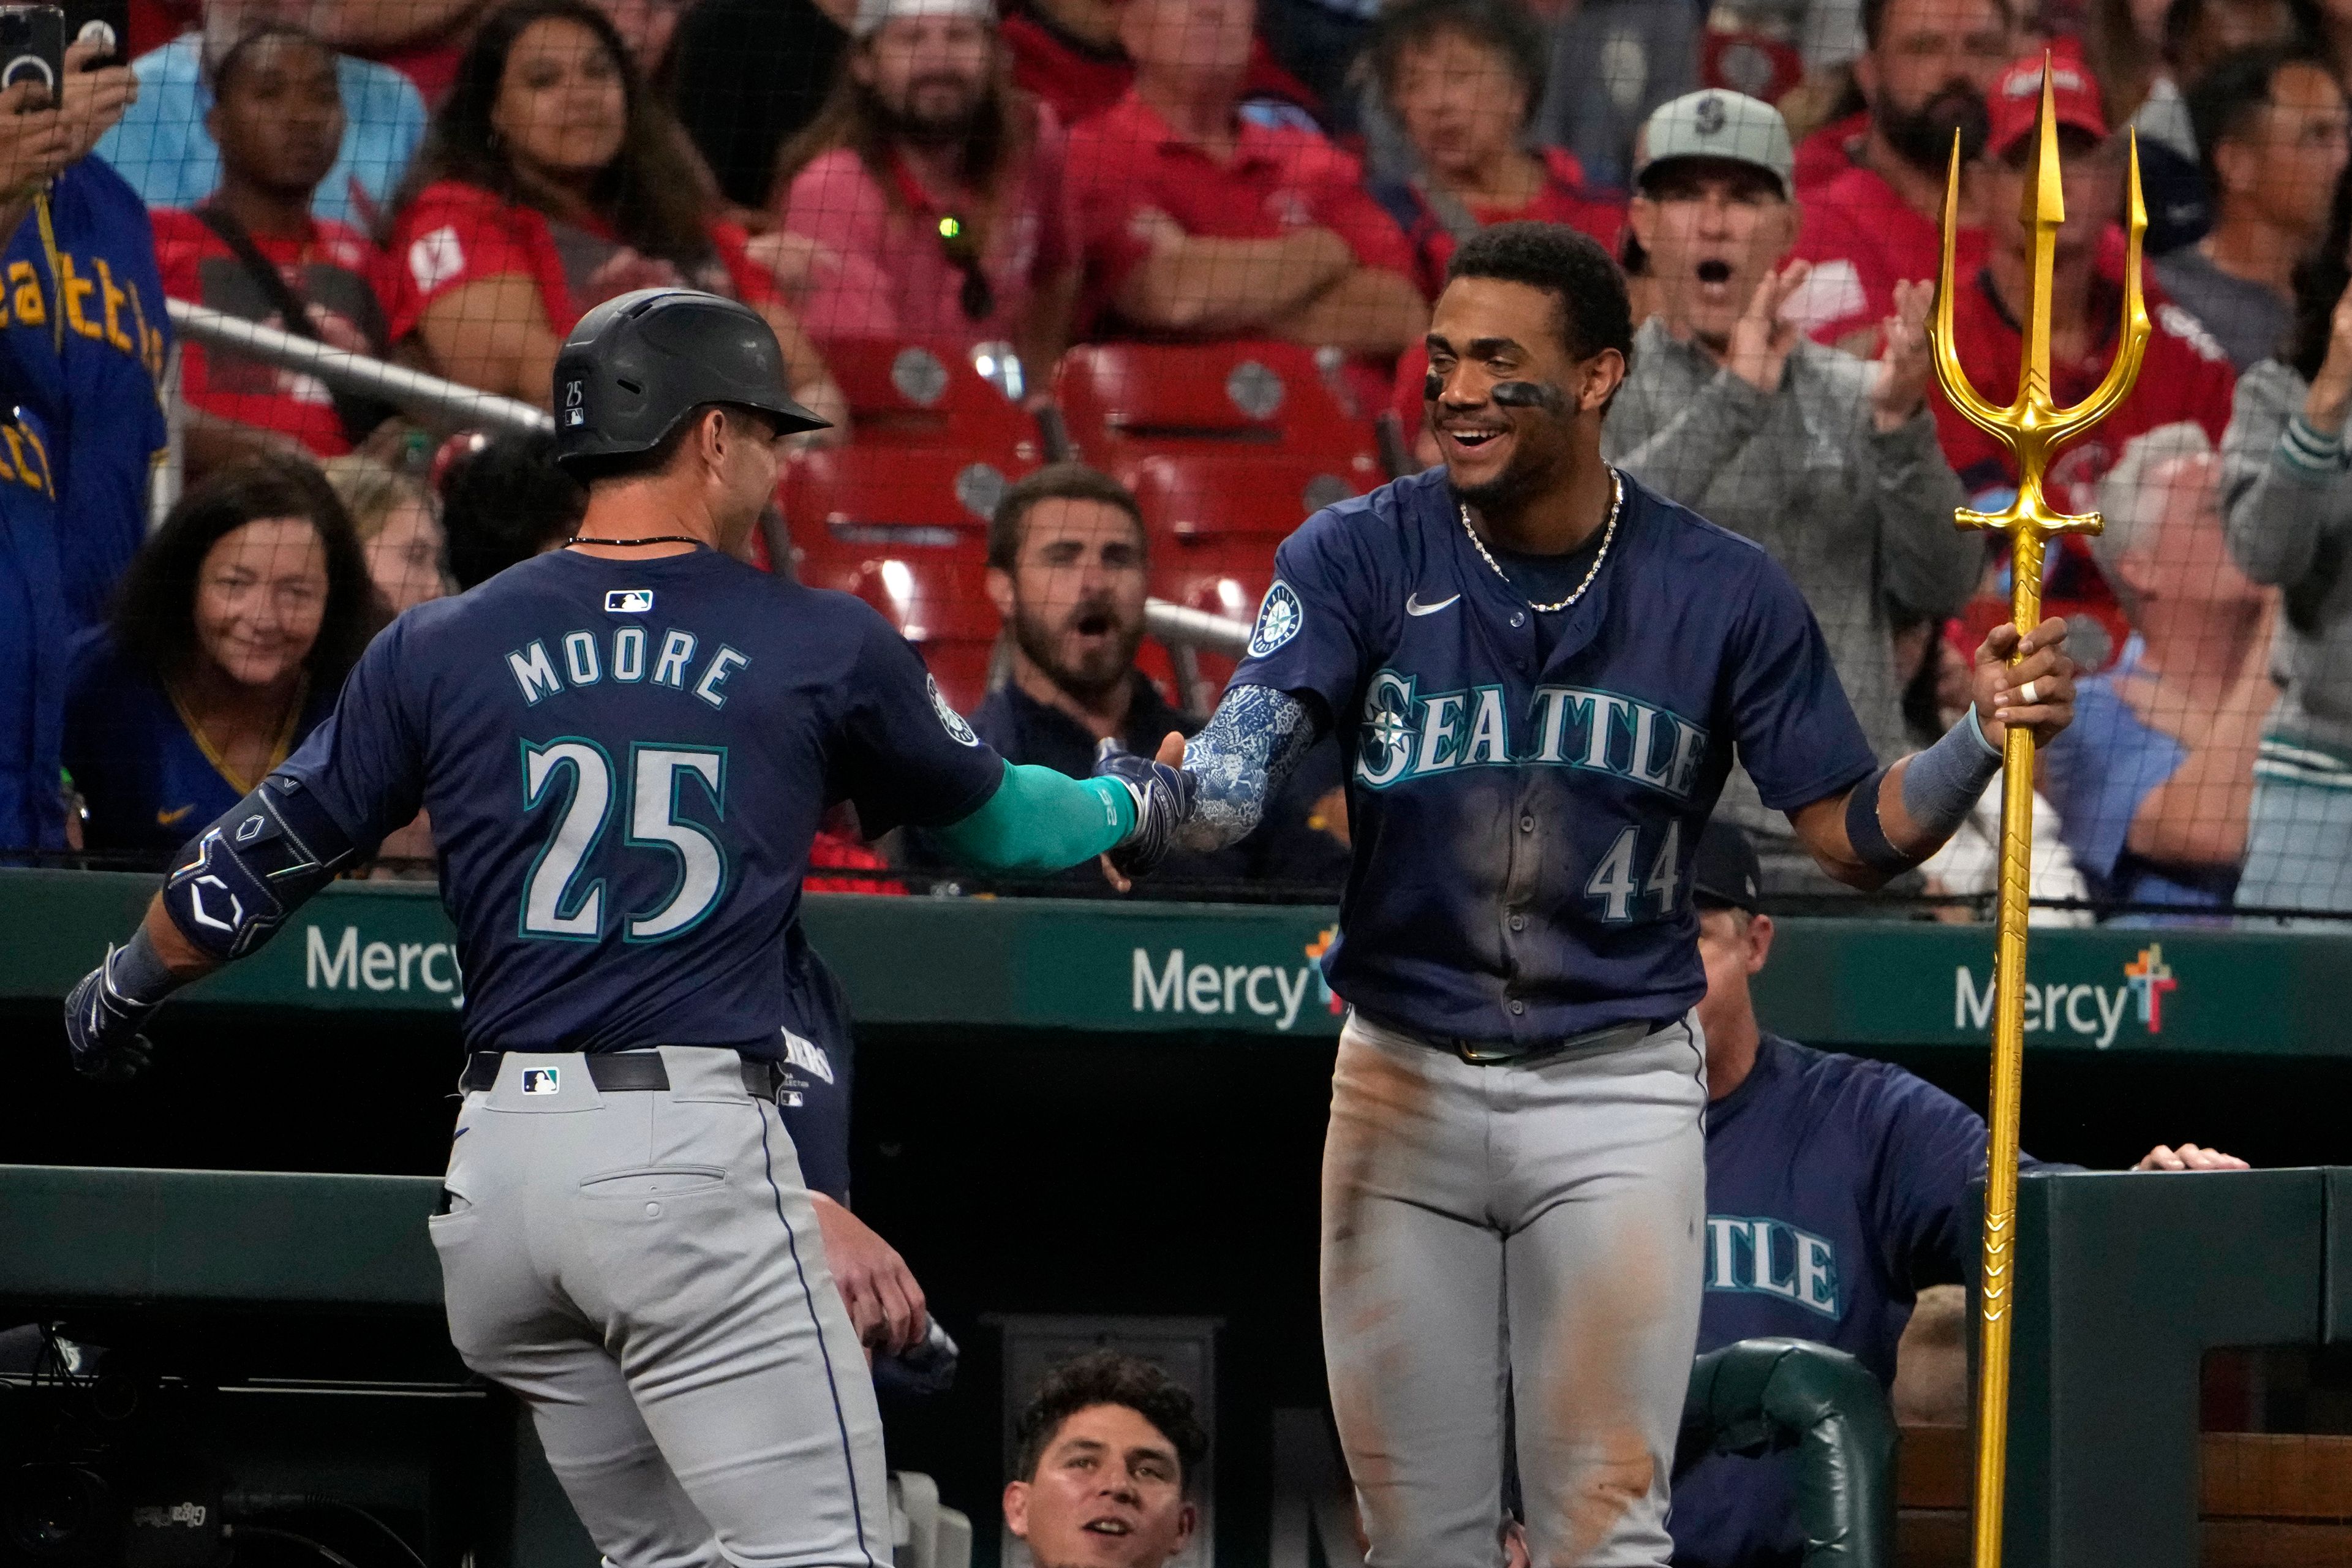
(156, 805, 195, 827)
(1405, 593, 1460, 617)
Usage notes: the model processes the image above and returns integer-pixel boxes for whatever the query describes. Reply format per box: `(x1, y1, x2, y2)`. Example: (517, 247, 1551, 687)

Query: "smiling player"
(1132, 222, 2078, 1565)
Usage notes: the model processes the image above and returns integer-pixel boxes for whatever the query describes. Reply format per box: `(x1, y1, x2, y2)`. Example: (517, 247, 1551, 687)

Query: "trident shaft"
(1925, 56, 2150, 1568)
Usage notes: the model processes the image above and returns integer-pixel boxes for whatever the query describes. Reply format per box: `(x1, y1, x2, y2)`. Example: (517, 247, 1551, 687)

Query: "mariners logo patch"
(927, 674, 980, 747)
(1250, 581, 1304, 658)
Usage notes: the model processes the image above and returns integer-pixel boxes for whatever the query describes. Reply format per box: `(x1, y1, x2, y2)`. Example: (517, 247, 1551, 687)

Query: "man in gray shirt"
(2156, 46, 2350, 371)
(1605, 89, 1979, 894)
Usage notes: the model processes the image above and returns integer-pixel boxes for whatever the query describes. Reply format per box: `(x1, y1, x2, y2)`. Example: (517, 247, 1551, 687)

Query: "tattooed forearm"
(1178, 684, 1322, 851)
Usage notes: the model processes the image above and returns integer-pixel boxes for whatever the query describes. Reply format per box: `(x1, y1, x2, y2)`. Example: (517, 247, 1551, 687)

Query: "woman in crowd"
(384, 0, 847, 429)
(64, 458, 383, 860)
(1364, 0, 1623, 299)
(326, 453, 449, 615)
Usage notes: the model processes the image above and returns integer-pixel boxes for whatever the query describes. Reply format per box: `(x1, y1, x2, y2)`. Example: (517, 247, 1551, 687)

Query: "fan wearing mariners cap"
(1672, 818, 2246, 1567)
(774, 0, 1081, 362)
(1607, 89, 1978, 900)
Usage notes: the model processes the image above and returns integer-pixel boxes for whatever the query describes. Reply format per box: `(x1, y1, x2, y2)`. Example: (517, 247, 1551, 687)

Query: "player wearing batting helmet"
(61, 288, 1192, 1567)
(1128, 224, 2079, 1565)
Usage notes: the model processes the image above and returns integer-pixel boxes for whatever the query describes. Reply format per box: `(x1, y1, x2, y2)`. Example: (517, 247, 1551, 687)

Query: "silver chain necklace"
(1458, 467, 1623, 613)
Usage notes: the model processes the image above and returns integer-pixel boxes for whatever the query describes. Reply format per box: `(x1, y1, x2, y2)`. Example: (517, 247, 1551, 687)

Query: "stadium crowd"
(0, 0, 2346, 919)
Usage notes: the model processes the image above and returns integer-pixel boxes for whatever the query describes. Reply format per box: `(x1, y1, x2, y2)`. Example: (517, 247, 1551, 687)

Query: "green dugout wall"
(2, 869, 2345, 1056)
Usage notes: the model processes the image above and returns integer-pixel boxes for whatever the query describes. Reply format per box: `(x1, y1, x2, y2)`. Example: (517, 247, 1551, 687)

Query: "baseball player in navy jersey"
(1673, 820, 2243, 1567)
(1118, 223, 2079, 1567)
(59, 287, 1193, 1568)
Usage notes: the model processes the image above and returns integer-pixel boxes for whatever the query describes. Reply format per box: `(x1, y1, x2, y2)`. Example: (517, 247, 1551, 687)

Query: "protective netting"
(2, 0, 2342, 921)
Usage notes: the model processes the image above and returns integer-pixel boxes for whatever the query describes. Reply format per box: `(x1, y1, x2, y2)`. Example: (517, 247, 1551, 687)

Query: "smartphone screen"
(0, 5, 66, 94)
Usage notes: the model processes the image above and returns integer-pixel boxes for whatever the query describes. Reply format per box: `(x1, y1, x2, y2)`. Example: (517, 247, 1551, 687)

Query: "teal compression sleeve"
(935, 761, 1136, 871)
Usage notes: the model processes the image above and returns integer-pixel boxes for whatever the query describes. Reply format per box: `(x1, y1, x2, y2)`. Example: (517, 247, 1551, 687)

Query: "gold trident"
(1926, 53, 2149, 1568)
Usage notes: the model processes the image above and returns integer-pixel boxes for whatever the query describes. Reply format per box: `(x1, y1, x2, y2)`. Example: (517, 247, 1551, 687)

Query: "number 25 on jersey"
(520, 738, 729, 943)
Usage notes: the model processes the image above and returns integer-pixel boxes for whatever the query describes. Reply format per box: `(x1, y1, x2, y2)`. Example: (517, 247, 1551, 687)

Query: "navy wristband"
(1842, 764, 1910, 875)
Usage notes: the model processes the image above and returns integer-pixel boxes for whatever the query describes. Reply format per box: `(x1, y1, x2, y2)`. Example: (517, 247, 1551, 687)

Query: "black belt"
(1363, 1011, 1676, 1066)
(460, 1050, 782, 1098)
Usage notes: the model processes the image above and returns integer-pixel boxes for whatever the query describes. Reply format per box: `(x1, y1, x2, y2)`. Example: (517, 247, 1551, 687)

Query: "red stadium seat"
(1120, 450, 1361, 696)
(780, 448, 1013, 712)
(823, 337, 1053, 462)
(1054, 341, 1387, 482)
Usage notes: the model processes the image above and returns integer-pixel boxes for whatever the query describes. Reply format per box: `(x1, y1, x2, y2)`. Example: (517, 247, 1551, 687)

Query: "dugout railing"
(159, 301, 1257, 665)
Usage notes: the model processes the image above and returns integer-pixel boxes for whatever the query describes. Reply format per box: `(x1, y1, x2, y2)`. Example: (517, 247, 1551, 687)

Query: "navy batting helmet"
(551, 288, 828, 474)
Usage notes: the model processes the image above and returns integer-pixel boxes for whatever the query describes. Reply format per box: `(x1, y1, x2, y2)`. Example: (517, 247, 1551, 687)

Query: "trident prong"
(1929, 52, 2153, 1568)
(1926, 52, 2150, 554)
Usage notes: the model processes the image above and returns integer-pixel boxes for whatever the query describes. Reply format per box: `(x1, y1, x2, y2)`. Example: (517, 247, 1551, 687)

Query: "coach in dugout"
(1670, 820, 2245, 1567)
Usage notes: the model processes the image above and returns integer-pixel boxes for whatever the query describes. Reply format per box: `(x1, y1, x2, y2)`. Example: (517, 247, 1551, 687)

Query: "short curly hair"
(1011, 1351, 1209, 1488)
(1447, 221, 1634, 369)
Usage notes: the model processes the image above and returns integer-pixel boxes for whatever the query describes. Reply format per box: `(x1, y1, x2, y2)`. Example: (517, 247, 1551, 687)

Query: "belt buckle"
(1454, 1039, 1523, 1066)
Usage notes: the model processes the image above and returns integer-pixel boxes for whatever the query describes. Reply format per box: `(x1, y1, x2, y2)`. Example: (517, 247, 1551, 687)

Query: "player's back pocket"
(577, 1164, 729, 1198)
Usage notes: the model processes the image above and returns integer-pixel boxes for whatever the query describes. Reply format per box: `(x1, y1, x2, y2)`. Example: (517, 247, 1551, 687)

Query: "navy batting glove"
(62, 943, 164, 1082)
(1092, 741, 1197, 881)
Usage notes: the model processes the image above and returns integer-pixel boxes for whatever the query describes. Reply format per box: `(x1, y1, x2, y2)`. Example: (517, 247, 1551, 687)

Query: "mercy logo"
(1954, 965, 2135, 1048)
(1355, 668, 1708, 799)
(2124, 944, 2177, 1032)
(1134, 948, 1317, 1030)
(307, 925, 465, 1009)
(1305, 926, 1346, 1017)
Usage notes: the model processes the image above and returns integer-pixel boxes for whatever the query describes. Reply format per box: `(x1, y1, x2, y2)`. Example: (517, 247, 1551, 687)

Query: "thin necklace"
(1459, 467, 1623, 613)
(566, 535, 705, 548)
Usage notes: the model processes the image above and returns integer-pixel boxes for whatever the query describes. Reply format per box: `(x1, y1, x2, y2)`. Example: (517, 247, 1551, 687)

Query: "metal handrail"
(166, 300, 1258, 660)
(1144, 599, 1250, 658)
(166, 299, 553, 435)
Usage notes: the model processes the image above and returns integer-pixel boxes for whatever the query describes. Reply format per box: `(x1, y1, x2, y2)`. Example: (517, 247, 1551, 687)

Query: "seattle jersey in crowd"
(272, 546, 1006, 1058)
(0, 159, 171, 631)
(0, 406, 61, 851)
(1670, 1033, 2058, 1568)
(1229, 467, 1878, 1043)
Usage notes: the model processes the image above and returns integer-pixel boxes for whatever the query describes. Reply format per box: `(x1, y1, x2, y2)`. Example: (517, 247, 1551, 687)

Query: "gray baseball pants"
(427, 1047, 889, 1568)
(1322, 1012, 1708, 1568)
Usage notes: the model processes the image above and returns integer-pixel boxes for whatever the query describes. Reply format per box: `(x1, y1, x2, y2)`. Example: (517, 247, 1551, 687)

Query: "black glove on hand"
(1093, 740, 1198, 881)
(62, 941, 165, 1081)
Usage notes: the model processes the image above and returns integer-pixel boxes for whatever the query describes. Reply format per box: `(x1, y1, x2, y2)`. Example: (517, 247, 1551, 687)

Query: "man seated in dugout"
(1004, 1350, 1207, 1568)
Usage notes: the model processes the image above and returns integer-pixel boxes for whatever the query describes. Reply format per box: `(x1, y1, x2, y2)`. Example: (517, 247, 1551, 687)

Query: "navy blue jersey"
(1671, 1034, 2059, 1568)
(275, 547, 1006, 1057)
(1231, 469, 1877, 1042)
(775, 930, 855, 1204)
(0, 406, 62, 851)
(1, 160, 172, 631)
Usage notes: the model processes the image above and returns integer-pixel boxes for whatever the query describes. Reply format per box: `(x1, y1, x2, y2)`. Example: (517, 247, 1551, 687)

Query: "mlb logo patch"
(606, 589, 654, 613)
(564, 409, 585, 428)
(521, 1067, 561, 1095)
